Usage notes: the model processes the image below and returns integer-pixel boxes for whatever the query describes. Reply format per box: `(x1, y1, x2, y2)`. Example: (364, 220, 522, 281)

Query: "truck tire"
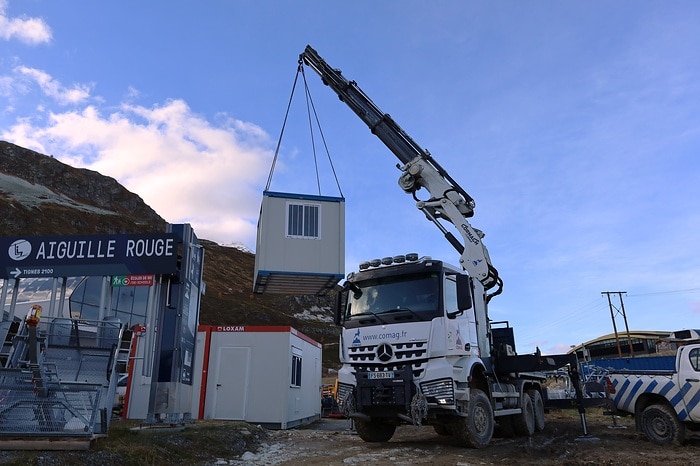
(528, 389, 545, 431)
(451, 388, 494, 448)
(513, 392, 535, 436)
(354, 418, 396, 443)
(641, 403, 685, 446)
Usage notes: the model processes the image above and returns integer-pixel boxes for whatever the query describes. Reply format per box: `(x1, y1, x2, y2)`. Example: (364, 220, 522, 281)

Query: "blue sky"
(2, 0, 699, 354)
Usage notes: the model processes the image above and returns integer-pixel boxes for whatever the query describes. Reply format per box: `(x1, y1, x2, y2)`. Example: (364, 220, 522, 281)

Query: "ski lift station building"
(192, 324, 322, 429)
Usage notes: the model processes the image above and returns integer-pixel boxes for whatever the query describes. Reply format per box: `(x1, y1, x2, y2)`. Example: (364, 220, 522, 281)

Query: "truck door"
(444, 274, 475, 355)
(678, 345, 700, 421)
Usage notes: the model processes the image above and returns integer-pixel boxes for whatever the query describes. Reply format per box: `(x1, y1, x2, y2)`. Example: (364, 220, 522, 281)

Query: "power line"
(515, 285, 698, 352)
(514, 297, 609, 349)
(627, 287, 700, 297)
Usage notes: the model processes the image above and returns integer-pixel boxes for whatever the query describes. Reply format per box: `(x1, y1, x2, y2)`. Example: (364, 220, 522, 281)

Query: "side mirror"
(334, 288, 348, 326)
(456, 274, 473, 311)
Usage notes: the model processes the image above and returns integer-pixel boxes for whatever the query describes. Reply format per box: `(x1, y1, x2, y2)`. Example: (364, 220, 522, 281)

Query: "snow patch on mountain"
(293, 305, 333, 323)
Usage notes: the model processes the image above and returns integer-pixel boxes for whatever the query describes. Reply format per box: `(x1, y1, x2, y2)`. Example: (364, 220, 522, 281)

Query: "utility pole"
(602, 291, 635, 358)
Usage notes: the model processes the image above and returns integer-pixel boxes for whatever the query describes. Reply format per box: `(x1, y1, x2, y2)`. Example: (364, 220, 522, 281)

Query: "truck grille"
(348, 341, 428, 378)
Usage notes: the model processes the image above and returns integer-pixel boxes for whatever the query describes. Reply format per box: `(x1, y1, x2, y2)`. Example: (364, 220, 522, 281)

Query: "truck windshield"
(346, 272, 440, 322)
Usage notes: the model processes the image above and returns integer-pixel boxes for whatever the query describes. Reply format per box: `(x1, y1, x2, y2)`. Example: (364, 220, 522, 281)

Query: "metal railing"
(0, 316, 122, 439)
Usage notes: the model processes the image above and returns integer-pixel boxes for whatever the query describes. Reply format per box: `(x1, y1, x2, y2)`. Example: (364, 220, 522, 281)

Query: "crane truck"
(299, 45, 589, 448)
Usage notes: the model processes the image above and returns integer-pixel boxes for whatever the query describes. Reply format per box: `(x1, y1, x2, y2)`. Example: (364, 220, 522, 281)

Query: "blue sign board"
(0, 233, 179, 279)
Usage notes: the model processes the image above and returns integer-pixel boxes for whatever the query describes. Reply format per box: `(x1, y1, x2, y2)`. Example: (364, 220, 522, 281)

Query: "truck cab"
(678, 344, 700, 422)
(334, 254, 492, 441)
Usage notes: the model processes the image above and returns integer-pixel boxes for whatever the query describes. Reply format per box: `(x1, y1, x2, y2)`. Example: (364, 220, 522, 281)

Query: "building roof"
(568, 330, 673, 354)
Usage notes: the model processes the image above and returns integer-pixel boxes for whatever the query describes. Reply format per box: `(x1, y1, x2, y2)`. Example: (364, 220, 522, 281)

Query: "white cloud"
(15, 66, 91, 105)
(2, 97, 275, 248)
(0, 75, 13, 98)
(0, 0, 52, 45)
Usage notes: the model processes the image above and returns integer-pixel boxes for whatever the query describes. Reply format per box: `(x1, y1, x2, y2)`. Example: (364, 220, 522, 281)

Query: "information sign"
(0, 233, 179, 279)
(111, 274, 155, 287)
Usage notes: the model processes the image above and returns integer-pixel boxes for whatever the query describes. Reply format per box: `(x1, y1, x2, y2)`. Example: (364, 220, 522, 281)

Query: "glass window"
(69, 277, 102, 320)
(81, 278, 103, 306)
(131, 287, 149, 322)
(77, 304, 99, 321)
(287, 202, 320, 239)
(69, 276, 151, 325)
(689, 348, 700, 372)
(347, 272, 440, 321)
(291, 351, 302, 387)
(444, 276, 458, 314)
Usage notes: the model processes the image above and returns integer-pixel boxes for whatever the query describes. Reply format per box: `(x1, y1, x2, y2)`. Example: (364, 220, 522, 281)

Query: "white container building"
(191, 325, 322, 429)
(253, 191, 345, 296)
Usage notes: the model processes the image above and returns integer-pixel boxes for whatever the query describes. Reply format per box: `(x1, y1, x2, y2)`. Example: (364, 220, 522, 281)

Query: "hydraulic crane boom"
(300, 45, 501, 294)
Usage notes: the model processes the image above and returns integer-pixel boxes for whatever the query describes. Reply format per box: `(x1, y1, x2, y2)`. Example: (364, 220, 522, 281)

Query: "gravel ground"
(1, 411, 699, 465)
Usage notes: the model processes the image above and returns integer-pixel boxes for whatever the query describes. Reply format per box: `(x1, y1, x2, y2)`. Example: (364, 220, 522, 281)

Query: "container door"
(213, 346, 250, 419)
(679, 345, 700, 421)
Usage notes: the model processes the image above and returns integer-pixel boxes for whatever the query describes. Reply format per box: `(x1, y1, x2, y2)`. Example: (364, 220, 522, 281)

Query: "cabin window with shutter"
(286, 202, 320, 239)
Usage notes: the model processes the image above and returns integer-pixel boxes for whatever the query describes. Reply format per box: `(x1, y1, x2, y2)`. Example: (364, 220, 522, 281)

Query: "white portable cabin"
(192, 325, 322, 429)
(254, 191, 345, 296)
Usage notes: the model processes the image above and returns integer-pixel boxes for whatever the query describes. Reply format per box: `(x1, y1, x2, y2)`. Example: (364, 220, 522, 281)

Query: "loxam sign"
(0, 233, 179, 279)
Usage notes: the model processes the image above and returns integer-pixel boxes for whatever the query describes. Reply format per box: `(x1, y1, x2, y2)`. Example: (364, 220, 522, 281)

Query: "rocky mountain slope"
(0, 140, 339, 371)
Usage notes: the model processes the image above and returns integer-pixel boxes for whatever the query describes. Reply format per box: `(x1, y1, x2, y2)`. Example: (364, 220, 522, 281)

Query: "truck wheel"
(513, 392, 535, 436)
(354, 419, 396, 443)
(451, 388, 494, 448)
(641, 403, 685, 446)
(528, 389, 545, 431)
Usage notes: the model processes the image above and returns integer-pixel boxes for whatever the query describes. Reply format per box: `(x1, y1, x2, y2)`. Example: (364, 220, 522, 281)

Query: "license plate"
(368, 371, 395, 380)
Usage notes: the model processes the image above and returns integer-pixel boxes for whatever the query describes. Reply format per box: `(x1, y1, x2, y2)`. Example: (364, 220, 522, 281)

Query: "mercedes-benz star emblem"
(376, 343, 393, 362)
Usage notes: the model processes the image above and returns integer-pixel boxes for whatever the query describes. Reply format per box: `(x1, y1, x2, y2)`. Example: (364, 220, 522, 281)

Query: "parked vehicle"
(602, 331, 700, 445)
